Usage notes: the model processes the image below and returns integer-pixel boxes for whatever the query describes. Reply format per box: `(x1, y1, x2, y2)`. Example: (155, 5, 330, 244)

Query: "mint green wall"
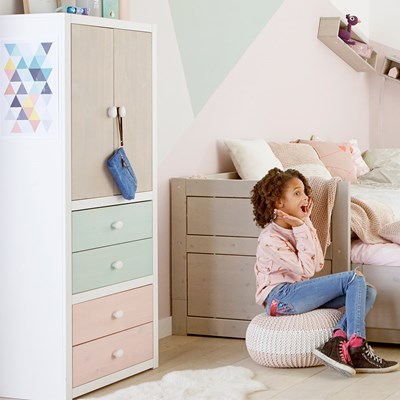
(169, 0, 284, 114)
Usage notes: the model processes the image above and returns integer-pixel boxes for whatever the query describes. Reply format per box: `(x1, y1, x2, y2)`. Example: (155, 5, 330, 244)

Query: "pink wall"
(158, 0, 371, 320)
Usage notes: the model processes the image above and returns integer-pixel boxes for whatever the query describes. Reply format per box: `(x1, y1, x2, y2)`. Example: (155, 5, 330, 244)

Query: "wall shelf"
(318, 17, 377, 72)
(381, 56, 400, 83)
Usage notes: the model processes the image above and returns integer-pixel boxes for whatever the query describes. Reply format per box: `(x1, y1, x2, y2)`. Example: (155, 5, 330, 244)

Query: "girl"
(251, 167, 398, 377)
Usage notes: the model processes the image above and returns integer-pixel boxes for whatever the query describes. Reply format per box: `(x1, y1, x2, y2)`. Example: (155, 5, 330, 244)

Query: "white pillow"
(224, 139, 283, 180)
(348, 139, 369, 177)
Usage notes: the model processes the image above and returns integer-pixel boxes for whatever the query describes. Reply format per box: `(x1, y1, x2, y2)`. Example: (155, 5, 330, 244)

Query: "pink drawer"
(73, 322, 153, 387)
(73, 285, 153, 346)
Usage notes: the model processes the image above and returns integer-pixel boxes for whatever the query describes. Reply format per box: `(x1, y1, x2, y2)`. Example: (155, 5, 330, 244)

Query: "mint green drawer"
(72, 202, 152, 252)
(72, 239, 153, 294)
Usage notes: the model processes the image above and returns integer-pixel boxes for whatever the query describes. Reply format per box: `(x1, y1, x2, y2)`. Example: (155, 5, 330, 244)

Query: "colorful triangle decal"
(41, 68, 52, 80)
(42, 83, 52, 94)
(23, 107, 34, 117)
(30, 109, 40, 121)
(22, 96, 33, 107)
(41, 43, 52, 54)
(30, 120, 40, 132)
(5, 44, 16, 55)
(17, 108, 29, 120)
(17, 83, 28, 95)
(5, 109, 17, 120)
(5, 57, 16, 70)
(11, 70, 21, 82)
(5, 83, 15, 95)
(11, 121, 22, 133)
(29, 58, 41, 69)
(10, 96, 21, 107)
(42, 120, 52, 132)
(17, 57, 28, 69)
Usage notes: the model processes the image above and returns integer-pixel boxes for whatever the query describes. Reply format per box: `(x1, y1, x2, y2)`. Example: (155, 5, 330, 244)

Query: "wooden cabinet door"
(71, 24, 115, 200)
(114, 29, 153, 193)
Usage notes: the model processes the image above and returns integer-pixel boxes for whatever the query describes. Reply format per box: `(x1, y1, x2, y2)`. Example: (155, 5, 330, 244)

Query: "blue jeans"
(265, 271, 377, 339)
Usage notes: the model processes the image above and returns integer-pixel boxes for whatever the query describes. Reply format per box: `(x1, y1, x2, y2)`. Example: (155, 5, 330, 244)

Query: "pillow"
(358, 167, 400, 185)
(298, 140, 357, 183)
(348, 139, 370, 177)
(268, 142, 332, 179)
(362, 148, 400, 169)
(224, 139, 283, 180)
(310, 136, 369, 177)
(379, 221, 400, 245)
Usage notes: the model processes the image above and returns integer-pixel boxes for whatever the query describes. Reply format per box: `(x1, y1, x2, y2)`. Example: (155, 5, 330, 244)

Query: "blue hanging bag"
(107, 110, 137, 200)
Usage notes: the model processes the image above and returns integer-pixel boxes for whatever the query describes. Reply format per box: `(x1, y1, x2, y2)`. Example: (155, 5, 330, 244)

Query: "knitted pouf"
(246, 309, 343, 368)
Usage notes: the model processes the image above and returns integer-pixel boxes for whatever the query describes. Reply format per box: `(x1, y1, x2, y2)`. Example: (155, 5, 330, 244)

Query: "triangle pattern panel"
(1, 41, 54, 134)
(169, 0, 284, 115)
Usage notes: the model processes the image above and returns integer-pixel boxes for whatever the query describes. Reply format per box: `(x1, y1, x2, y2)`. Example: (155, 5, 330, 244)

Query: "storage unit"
(317, 17, 377, 72)
(381, 56, 400, 83)
(0, 14, 157, 400)
(171, 174, 342, 338)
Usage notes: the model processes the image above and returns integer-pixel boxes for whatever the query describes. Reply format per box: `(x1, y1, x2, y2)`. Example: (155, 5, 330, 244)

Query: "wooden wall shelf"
(318, 17, 377, 72)
(382, 56, 400, 83)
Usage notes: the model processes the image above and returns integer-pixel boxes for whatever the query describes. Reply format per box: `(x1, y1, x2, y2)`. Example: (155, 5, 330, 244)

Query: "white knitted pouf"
(246, 309, 343, 368)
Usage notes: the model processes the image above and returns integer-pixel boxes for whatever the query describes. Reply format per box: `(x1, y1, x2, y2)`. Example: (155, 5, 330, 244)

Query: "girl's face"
(275, 177, 309, 221)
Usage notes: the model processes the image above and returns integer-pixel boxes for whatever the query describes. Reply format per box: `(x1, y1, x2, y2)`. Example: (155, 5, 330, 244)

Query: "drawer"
(72, 202, 152, 252)
(72, 239, 153, 294)
(73, 322, 153, 387)
(188, 253, 260, 320)
(73, 285, 153, 346)
(187, 197, 260, 237)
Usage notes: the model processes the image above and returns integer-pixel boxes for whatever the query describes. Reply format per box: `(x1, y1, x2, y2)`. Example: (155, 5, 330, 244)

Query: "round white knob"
(111, 260, 124, 270)
(111, 221, 124, 230)
(118, 106, 126, 118)
(107, 106, 117, 118)
(112, 349, 124, 358)
(112, 310, 124, 319)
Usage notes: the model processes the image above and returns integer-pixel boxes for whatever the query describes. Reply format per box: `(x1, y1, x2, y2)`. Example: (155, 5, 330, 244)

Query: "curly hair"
(250, 168, 312, 228)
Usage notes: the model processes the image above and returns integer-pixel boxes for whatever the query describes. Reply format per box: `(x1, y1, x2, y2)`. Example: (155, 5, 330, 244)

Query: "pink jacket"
(254, 218, 324, 305)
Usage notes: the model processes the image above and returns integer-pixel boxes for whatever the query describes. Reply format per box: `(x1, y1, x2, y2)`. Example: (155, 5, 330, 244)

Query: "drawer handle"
(111, 260, 124, 270)
(111, 221, 124, 230)
(112, 310, 124, 319)
(112, 349, 125, 358)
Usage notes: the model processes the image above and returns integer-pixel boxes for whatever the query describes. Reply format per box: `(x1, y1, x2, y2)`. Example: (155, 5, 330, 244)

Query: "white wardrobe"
(0, 13, 157, 400)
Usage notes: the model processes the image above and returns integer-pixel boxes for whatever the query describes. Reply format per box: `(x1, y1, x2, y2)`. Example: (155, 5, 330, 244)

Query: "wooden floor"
(81, 335, 400, 400)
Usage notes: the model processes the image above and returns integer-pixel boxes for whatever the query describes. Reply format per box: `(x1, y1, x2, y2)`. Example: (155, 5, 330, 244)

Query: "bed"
(171, 144, 400, 344)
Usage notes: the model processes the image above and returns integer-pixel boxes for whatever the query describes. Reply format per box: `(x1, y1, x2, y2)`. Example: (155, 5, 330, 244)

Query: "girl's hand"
(305, 197, 314, 219)
(274, 209, 304, 228)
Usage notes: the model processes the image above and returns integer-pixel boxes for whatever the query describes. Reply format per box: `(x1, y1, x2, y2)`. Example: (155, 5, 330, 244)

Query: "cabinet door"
(114, 29, 153, 193)
(71, 25, 115, 200)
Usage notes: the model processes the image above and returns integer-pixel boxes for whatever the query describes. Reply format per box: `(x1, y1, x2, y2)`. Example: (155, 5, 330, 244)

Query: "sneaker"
(349, 342, 399, 373)
(313, 336, 356, 377)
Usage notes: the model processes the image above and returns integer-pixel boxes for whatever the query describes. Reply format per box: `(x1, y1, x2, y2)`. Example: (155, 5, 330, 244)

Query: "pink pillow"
(298, 140, 357, 183)
(310, 136, 369, 178)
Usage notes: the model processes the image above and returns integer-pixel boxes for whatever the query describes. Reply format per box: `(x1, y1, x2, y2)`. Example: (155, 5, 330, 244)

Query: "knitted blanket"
(351, 197, 394, 244)
(309, 176, 341, 256)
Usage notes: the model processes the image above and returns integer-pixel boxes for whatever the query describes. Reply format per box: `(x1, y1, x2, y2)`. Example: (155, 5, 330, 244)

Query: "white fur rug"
(85, 366, 267, 400)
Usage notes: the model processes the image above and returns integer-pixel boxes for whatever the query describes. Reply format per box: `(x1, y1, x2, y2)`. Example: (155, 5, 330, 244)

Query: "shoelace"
(339, 340, 352, 364)
(364, 344, 383, 364)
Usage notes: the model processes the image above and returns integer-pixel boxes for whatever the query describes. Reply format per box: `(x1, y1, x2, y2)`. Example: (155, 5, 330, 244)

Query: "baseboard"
(159, 316, 172, 339)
